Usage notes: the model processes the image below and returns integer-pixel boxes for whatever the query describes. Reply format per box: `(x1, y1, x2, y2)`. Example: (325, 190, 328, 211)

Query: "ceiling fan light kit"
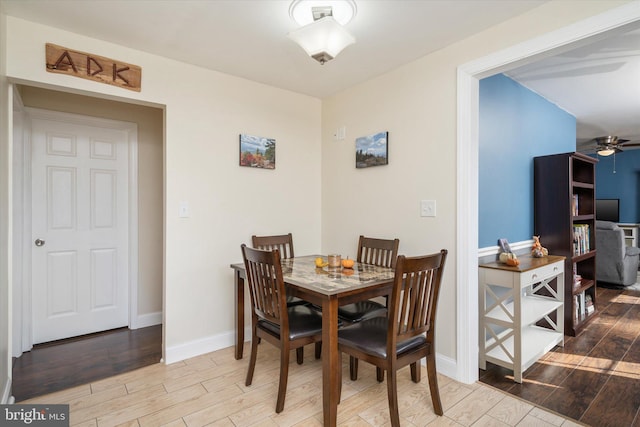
(288, 0, 357, 64)
(593, 135, 638, 157)
(597, 147, 615, 156)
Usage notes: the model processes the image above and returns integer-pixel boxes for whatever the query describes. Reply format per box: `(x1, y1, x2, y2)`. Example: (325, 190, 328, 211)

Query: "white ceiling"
(3, 0, 639, 148)
(507, 26, 640, 151)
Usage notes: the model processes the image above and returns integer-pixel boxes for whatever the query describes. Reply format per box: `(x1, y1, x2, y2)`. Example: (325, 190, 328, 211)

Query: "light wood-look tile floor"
(21, 343, 584, 427)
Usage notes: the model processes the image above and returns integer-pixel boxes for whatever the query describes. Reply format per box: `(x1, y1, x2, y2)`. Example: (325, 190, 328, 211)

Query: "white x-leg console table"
(479, 255, 565, 383)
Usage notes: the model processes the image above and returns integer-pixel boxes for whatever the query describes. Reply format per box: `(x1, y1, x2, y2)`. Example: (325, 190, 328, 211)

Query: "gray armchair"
(596, 221, 640, 286)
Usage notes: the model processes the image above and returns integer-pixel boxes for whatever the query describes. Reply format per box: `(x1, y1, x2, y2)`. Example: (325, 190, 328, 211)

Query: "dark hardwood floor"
(12, 325, 162, 402)
(480, 286, 640, 427)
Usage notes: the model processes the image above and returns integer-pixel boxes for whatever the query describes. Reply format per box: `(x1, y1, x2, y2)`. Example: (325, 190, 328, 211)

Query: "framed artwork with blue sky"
(356, 131, 388, 168)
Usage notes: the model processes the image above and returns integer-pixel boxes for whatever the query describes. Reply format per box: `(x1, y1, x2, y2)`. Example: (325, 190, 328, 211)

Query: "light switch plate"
(179, 201, 190, 218)
(421, 200, 436, 217)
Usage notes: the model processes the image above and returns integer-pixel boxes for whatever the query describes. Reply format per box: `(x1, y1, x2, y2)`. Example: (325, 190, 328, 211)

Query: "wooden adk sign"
(46, 43, 142, 92)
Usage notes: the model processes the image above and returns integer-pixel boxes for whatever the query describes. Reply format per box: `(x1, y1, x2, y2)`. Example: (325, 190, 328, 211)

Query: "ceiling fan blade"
(594, 136, 632, 147)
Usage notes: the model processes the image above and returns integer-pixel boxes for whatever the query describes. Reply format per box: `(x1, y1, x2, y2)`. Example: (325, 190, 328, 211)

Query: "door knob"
(34, 239, 45, 247)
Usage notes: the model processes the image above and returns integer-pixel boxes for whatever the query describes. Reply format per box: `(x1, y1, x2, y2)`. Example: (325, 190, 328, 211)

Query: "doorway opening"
(11, 84, 165, 399)
(456, 3, 640, 384)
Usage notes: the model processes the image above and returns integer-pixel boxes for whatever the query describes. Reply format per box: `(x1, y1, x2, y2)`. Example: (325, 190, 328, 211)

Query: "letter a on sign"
(46, 43, 141, 92)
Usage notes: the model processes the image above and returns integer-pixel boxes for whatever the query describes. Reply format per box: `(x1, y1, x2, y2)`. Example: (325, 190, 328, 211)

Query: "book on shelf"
(572, 194, 579, 216)
(574, 291, 593, 321)
(572, 224, 590, 255)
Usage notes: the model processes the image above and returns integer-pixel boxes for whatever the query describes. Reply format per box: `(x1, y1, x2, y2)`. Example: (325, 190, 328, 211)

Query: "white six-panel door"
(31, 114, 130, 344)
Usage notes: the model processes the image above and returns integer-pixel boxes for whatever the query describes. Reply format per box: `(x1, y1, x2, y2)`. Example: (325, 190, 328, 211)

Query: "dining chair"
(338, 250, 448, 425)
(252, 233, 295, 259)
(241, 244, 323, 413)
(337, 235, 400, 323)
(335, 236, 400, 379)
(252, 233, 307, 307)
(252, 233, 322, 362)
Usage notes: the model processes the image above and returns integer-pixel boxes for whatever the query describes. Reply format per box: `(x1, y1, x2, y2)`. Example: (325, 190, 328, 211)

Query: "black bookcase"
(534, 152, 598, 336)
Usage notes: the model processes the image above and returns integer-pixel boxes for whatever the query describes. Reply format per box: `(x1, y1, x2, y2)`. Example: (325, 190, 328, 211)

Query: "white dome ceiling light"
(287, 0, 357, 65)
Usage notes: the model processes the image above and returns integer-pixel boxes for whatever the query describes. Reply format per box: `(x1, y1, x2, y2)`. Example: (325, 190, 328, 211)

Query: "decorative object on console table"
(531, 236, 548, 258)
(498, 238, 520, 266)
(534, 152, 598, 336)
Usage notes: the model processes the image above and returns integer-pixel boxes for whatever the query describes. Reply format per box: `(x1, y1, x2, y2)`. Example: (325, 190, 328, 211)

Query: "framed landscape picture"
(356, 131, 388, 168)
(239, 134, 276, 169)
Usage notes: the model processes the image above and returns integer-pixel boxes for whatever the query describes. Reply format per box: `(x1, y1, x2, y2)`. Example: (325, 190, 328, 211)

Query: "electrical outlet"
(421, 200, 436, 217)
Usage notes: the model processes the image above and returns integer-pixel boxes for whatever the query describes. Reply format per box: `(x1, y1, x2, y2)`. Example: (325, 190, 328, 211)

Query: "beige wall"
(18, 86, 164, 317)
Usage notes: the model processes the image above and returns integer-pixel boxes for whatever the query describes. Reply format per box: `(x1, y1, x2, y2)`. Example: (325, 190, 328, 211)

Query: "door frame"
(12, 105, 139, 355)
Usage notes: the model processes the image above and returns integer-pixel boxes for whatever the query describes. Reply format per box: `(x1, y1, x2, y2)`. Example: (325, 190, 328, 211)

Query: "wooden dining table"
(230, 255, 396, 427)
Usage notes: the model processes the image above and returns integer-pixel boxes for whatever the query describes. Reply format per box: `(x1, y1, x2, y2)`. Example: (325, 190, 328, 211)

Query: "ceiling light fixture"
(288, 0, 357, 65)
(597, 146, 615, 156)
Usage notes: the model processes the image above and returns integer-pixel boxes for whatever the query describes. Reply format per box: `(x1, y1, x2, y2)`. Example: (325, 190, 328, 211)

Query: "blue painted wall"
(479, 74, 576, 248)
(594, 150, 640, 223)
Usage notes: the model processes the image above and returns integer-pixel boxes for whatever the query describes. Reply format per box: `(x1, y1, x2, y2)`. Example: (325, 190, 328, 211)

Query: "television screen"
(595, 199, 619, 223)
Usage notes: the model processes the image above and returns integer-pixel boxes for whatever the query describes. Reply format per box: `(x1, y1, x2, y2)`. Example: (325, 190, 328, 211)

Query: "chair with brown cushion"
(337, 235, 400, 323)
(337, 236, 400, 380)
(338, 250, 448, 426)
(241, 244, 323, 413)
(252, 233, 307, 307)
(253, 233, 322, 361)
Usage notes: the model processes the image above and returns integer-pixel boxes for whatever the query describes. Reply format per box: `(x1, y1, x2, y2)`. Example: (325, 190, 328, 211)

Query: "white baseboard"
(166, 326, 459, 384)
(436, 353, 459, 382)
(165, 329, 244, 365)
(132, 311, 162, 329)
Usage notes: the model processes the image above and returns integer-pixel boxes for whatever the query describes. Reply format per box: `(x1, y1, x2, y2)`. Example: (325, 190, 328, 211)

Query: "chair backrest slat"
(242, 244, 287, 327)
(389, 250, 447, 346)
(357, 235, 400, 268)
(252, 233, 295, 259)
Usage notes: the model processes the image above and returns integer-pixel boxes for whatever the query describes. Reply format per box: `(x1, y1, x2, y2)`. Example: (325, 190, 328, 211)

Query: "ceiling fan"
(592, 135, 640, 156)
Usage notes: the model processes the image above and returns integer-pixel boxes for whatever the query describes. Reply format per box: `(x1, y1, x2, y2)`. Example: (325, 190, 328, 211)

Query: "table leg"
(234, 271, 245, 360)
(322, 296, 339, 427)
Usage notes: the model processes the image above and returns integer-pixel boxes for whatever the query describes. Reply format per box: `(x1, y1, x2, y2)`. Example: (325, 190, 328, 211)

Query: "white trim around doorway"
(13, 105, 139, 356)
